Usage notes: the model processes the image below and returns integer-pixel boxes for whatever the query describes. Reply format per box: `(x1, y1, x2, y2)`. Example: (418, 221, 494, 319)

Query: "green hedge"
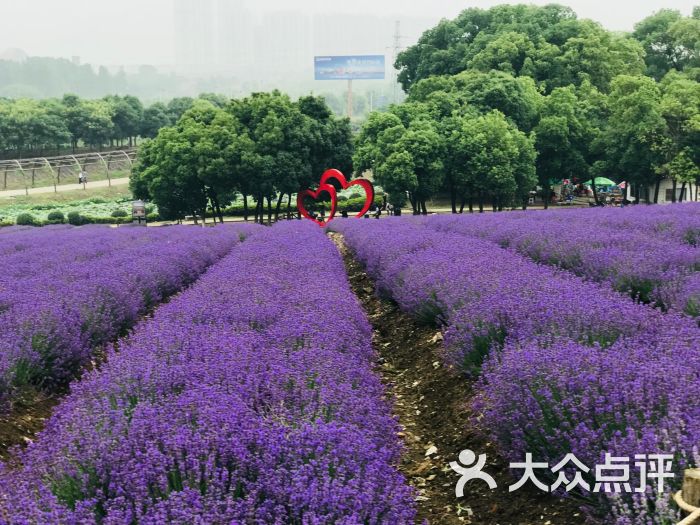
(319, 194, 384, 212)
(221, 194, 383, 217)
(47, 211, 65, 224)
(16, 213, 39, 226)
(66, 211, 137, 226)
(2, 211, 154, 228)
(66, 211, 84, 225)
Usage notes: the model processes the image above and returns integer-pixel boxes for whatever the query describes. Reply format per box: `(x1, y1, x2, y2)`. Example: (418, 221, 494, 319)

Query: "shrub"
(66, 211, 85, 226)
(146, 213, 159, 222)
(88, 216, 112, 224)
(16, 213, 38, 226)
(335, 194, 383, 213)
(47, 211, 65, 224)
(110, 209, 128, 218)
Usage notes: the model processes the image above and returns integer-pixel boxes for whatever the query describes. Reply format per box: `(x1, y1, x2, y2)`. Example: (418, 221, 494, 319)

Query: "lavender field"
(0, 222, 415, 523)
(422, 204, 700, 317)
(0, 205, 698, 524)
(332, 203, 700, 524)
(0, 224, 256, 412)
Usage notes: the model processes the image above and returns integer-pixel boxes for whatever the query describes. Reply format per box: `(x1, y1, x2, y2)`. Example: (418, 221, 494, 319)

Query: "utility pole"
(347, 79, 353, 119)
(392, 20, 404, 104)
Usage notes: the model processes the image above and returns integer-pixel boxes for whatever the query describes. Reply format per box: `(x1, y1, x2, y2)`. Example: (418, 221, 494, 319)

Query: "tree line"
(357, 4, 699, 210)
(0, 56, 239, 102)
(130, 92, 352, 224)
(18, 4, 696, 218)
(0, 93, 229, 158)
(133, 5, 699, 220)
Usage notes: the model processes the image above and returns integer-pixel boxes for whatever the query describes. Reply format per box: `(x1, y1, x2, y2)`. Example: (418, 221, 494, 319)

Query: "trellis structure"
(0, 149, 136, 194)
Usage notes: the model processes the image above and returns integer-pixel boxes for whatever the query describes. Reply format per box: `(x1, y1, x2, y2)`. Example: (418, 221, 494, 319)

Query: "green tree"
(132, 101, 247, 223)
(356, 105, 444, 214)
(228, 91, 313, 223)
(166, 97, 195, 123)
(140, 102, 171, 138)
(409, 70, 543, 132)
(396, 4, 644, 93)
(61, 94, 90, 150)
(298, 94, 354, 184)
(534, 83, 606, 206)
(450, 111, 536, 212)
(375, 151, 415, 213)
(80, 100, 115, 148)
(103, 95, 143, 147)
(633, 9, 700, 80)
(397, 120, 445, 214)
(131, 130, 208, 222)
(353, 111, 403, 175)
(603, 75, 666, 202)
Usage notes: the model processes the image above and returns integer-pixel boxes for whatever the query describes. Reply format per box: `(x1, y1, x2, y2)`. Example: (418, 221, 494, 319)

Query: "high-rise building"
(217, 0, 254, 77)
(173, 0, 217, 75)
(312, 14, 393, 56)
(253, 11, 312, 83)
(172, 0, 436, 87)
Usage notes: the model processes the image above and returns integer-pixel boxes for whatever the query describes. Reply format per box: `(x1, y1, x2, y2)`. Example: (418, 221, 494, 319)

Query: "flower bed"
(0, 222, 415, 523)
(0, 224, 255, 410)
(422, 204, 700, 316)
(332, 217, 700, 523)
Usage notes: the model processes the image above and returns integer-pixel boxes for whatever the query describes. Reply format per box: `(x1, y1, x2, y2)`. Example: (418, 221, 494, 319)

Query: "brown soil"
(0, 345, 108, 461)
(0, 390, 57, 461)
(0, 264, 208, 460)
(332, 232, 586, 525)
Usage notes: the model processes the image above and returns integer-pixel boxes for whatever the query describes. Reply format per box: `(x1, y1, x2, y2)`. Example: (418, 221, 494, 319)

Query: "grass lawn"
(0, 186, 135, 223)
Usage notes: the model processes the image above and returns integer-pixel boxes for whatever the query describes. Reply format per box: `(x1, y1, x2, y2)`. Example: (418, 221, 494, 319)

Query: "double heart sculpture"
(297, 169, 374, 227)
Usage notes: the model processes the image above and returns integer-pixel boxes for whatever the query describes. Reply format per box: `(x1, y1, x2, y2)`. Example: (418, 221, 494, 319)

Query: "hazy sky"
(0, 0, 697, 66)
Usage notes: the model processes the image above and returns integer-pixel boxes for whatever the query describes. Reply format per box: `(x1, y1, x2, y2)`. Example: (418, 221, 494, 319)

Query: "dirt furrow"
(331, 232, 585, 525)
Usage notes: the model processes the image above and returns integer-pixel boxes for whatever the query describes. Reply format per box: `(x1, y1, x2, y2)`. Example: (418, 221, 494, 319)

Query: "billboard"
(314, 55, 385, 80)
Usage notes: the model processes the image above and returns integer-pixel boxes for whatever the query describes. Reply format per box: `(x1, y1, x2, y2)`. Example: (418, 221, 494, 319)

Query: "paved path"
(0, 177, 130, 198)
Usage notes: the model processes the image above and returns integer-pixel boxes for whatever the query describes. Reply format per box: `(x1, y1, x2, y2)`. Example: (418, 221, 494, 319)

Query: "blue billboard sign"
(314, 55, 385, 80)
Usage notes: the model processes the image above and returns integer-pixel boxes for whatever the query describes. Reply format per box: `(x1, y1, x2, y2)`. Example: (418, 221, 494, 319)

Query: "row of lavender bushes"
(331, 218, 700, 524)
(0, 224, 252, 411)
(0, 222, 416, 523)
(421, 203, 700, 318)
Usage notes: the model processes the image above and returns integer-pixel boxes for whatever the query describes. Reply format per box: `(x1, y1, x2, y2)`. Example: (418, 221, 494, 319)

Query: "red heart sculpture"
(297, 183, 337, 227)
(320, 169, 375, 218)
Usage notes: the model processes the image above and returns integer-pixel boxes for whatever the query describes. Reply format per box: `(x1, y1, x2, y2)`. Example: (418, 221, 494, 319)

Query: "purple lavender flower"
(0, 222, 416, 524)
(421, 204, 700, 316)
(332, 215, 700, 524)
(0, 224, 256, 410)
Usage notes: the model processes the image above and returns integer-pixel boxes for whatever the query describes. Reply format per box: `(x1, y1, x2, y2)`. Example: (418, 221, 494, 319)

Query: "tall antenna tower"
(391, 20, 403, 104)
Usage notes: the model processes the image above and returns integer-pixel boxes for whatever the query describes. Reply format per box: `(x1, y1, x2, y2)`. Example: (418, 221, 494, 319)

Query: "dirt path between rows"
(332, 232, 586, 525)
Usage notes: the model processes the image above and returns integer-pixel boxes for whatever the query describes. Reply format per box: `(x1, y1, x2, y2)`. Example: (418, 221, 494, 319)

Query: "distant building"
(626, 179, 700, 204)
(173, 0, 217, 75)
(312, 14, 393, 56)
(217, 0, 254, 77)
(253, 11, 312, 82)
(171, 0, 436, 86)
